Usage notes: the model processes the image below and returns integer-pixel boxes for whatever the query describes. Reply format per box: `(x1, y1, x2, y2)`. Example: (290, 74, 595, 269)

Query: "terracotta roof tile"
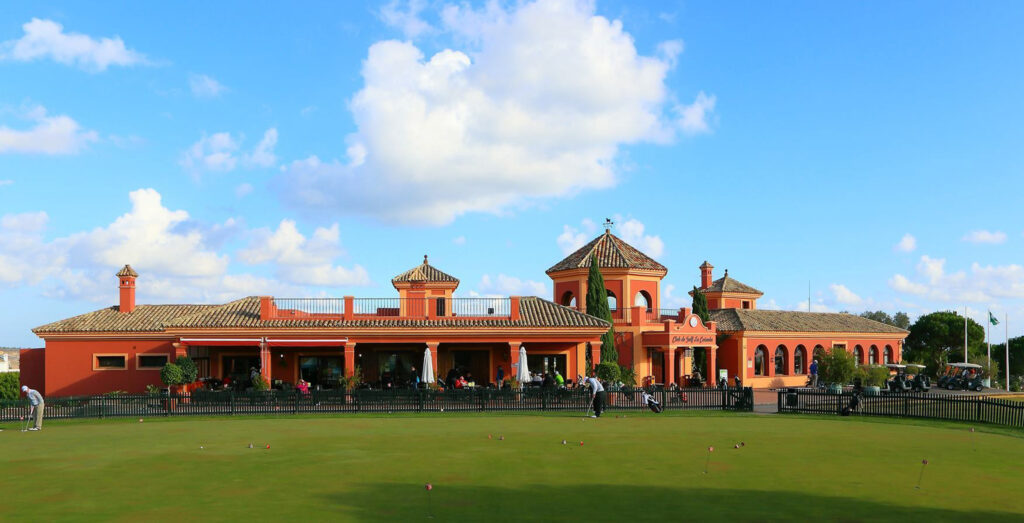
(392, 256, 459, 284)
(546, 231, 667, 274)
(709, 309, 907, 334)
(32, 304, 216, 333)
(116, 264, 138, 278)
(703, 272, 763, 295)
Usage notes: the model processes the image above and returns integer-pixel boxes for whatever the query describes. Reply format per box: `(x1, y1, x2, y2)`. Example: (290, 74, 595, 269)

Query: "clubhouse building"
(26, 229, 907, 396)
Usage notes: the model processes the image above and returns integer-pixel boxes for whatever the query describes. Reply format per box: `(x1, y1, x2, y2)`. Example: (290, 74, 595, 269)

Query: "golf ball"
(562, 440, 566, 445)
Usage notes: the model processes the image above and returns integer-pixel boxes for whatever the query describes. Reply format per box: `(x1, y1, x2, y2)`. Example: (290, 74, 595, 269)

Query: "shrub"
(145, 384, 161, 395)
(160, 363, 183, 387)
(596, 362, 620, 384)
(0, 372, 19, 400)
(864, 366, 890, 387)
(252, 374, 269, 391)
(819, 346, 857, 386)
(175, 356, 198, 384)
(618, 365, 636, 387)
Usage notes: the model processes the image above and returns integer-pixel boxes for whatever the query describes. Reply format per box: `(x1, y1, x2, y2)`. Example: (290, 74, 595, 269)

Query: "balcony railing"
(260, 296, 517, 321)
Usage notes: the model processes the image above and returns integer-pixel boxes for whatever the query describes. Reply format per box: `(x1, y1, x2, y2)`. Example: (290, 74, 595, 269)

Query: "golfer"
(22, 385, 44, 431)
(582, 375, 605, 418)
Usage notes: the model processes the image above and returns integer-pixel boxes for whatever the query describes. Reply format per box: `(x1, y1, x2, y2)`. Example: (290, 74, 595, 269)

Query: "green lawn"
(1, 412, 1022, 521)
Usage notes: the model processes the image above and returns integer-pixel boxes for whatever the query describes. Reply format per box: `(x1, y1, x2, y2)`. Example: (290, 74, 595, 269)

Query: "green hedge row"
(0, 372, 19, 401)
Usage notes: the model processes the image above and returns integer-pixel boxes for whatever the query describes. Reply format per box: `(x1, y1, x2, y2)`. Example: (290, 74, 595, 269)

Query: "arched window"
(885, 345, 894, 364)
(560, 291, 576, 308)
(794, 345, 806, 374)
(606, 290, 617, 311)
(634, 290, 653, 311)
(870, 345, 879, 365)
(813, 345, 826, 362)
(854, 345, 864, 365)
(774, 346, 788, 375)
(754, 345, 768, 376)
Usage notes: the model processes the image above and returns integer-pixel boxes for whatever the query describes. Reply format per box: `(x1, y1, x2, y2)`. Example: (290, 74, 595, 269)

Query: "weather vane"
(603, 217, 614, 232)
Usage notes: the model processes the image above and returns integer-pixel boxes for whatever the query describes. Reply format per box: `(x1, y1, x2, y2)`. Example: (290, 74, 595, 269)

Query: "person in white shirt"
(22, 385, 44, 430)
(581, 375, 605, 418)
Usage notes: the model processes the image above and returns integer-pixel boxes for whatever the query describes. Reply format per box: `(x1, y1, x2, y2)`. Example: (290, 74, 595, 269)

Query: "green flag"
(989, 311, 1000, 326)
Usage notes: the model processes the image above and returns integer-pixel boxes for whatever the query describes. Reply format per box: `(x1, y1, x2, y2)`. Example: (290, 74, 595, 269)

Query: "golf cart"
(935, 365, 958, 389)
(886, 364, 912, 393)
(904, 364, 931, 392)
(945, 362, 984, 392)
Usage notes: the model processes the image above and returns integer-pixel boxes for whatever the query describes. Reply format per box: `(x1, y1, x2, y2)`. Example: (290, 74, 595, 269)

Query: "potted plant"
(160, 362, 184, 410)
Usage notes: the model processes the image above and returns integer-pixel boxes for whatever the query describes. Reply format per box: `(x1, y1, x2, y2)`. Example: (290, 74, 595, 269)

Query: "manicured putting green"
(1, 413, 1022, 521)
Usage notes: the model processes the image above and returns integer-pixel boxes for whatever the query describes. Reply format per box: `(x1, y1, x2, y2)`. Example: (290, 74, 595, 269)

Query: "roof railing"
(260, 296, 520, 322)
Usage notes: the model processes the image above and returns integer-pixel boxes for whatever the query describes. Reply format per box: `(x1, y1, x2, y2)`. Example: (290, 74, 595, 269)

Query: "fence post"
(230, 390, 235, 415)
(294, 391, 298, 414)
(904, 394, 909, 417)
(976, 398, 982, 423)
(99, 395, 105, 419)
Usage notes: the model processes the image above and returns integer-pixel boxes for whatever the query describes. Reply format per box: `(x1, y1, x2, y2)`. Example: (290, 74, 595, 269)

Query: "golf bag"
(641, 391, 663, 413)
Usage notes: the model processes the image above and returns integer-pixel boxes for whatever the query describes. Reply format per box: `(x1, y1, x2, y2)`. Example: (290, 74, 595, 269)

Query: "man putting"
(581, 374, 605, 418)
(22, 385, 44, 431)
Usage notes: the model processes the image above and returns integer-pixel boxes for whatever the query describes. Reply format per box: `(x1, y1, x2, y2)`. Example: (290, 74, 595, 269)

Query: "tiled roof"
(709, 309, 908, 334)
(392, 256, 459, 284)
(116, 264, 138, 278)
(36, 297, 609, 333)
(546, 231, 667, 273)
(33, 304, 216, 333)
(703, 271, 762, 295)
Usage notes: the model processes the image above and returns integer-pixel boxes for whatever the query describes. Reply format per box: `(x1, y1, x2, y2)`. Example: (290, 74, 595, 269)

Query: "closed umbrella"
(516, 345, 530, 386)
(422, 347, 434, 386)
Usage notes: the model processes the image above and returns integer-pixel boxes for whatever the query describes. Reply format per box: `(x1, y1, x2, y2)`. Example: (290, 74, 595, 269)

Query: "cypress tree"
(585, 254, 617, 364)
(691, 286, 710, 378)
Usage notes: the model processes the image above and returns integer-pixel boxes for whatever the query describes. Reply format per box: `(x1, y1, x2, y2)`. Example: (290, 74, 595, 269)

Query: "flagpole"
(987, 311, 991, 384)
(1007, 313, 1011, 392)
(964, 306, 968, 363)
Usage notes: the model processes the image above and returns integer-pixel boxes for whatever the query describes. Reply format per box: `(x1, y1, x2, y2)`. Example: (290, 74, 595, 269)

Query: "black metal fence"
(778, 389, 1024, 428)
(0, 387, 753, 422)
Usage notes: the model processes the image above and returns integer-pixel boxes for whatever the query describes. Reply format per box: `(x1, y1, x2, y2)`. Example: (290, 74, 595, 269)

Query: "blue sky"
(1, 0, 1023, 347)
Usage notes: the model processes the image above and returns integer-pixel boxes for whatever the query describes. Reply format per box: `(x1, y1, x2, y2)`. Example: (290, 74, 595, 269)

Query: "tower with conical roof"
(392, 255, 459, 316)
(694, 263, 763, 310)
(117, 264, 138, 314)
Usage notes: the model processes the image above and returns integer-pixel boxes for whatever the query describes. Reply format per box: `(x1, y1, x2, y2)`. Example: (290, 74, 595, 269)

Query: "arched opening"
(634, 290, 653, 311)
(774, 345, 788, 375)
(854, 345, 864, 365)
(606, 290, 617, 311)
(560, 290, 576, 308)
(885, 345, 894, 364)
(870, 345, 879, 365)
(754, 345, 768, 376)
(813, 345, 826, 362)
(794, 345, 807, 374)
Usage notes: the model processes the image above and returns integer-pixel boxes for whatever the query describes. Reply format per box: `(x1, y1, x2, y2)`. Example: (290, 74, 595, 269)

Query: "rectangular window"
(95, 355, 127, 370)
(138, 354, 169, 369)
(742, 301, 750, 309)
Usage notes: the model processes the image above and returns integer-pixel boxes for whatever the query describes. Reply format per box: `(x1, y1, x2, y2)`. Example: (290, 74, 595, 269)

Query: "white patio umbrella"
(422, 347, 434, 386)
(516, 345, 530, 385)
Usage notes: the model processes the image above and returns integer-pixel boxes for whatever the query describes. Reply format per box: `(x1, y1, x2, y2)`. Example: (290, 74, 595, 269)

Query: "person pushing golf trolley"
(580, 373, 605, 418)
(22, 385, 44, 431)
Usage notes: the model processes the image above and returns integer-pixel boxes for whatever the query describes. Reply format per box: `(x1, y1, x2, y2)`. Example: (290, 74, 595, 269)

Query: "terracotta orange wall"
(604, 279, 624, 308)
(553, 280, 583, 307)
(19, 348, 45, 392)
(42, 338, 176, 396)
(741, 336, 903, 380)
(615, 331, 634, 368)
(628, 279, 659, 310)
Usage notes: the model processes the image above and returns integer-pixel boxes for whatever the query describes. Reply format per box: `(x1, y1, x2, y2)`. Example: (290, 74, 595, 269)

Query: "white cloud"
(238, 220, 370, 287)
(888, 254, 1024, 303)
(0, 179, 13, 186)
(244, 128, 278, 168)
(181, 128, 277, 174)
(180, 132, 239, 173)
(888, 274, 929, 296)
(894, 233, 916, 253)
(235, 183, 254, 198)
(556, 218, 597, 255)
(0, 18, 147, 72)
(676, 91, 716, 135)
(380, 0, 434, 38)
(917, 255, 946, 284)
(475, 274, 548, 297)
(795, 299, 833, 313)
(962, 230, 1007, 244)
(1, 211, 48, 233)
(278, 0, 710, 225)
(0, 105, 98, 154)
(189, 73, 228, 98)
(615, 216, 664, 258)
(829, 283, 862, 305)
(452, 235, 466, 245)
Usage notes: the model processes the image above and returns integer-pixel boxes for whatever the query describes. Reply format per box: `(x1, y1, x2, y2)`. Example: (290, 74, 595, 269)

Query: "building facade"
(28, 229, 907, 396)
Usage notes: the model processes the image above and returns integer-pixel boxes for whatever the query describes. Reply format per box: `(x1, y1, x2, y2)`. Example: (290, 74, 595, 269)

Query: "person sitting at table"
(532, 373, 543, 385)
(542, 372, 554, 389)
(296, 379, 310, 395)
(455, 375, 468, 389)
(554, 370, 565, 387)
(465, 372, 475, 388)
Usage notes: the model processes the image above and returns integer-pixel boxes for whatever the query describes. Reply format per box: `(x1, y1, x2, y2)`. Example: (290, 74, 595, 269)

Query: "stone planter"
(863, 386, 881, 397)
(828, 384, 843, 394)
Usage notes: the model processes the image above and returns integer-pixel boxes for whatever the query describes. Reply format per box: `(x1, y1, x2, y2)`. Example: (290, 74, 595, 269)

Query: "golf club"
(22, 407, 33, 432)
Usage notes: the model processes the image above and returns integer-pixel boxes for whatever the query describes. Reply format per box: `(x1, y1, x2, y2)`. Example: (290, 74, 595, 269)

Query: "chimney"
(699, 261, 714, 289)
(117, 264, 139, 314)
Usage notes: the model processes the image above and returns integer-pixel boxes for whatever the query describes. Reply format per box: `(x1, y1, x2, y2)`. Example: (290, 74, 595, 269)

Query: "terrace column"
(509, 341, 522, 380)
(665, 347, 676, 387)
(707, 347, 717, 387)
(589, 341, 601, 372)
(426, 341, 439, 381)
(259, 341, 271, 384)
(344, 343, 356, 377)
